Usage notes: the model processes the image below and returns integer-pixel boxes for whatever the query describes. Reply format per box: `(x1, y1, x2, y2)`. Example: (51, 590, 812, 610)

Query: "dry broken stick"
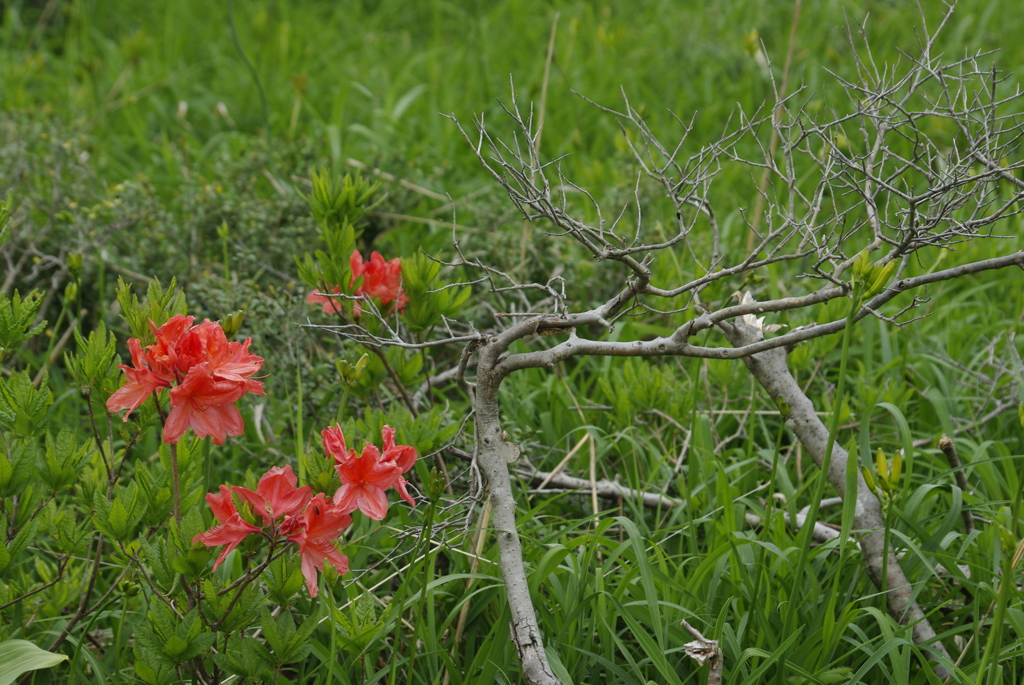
(680, 619, 723, 685)
(938, 435, 975, 535)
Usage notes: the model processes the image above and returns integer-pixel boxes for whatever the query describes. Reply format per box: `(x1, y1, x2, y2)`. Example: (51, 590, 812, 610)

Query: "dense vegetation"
(1, 1, 1023, 683)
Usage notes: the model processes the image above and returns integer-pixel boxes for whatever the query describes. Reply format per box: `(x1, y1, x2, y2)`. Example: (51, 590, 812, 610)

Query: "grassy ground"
(2, 0, 1024, 683)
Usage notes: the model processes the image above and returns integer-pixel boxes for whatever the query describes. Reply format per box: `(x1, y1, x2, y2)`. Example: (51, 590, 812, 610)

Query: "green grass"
(2, 0, 1024, 683)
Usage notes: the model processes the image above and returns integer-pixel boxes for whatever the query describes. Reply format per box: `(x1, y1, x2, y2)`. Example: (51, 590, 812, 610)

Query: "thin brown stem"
(938, 435, 975, 534)
(368, 344, 419, 418)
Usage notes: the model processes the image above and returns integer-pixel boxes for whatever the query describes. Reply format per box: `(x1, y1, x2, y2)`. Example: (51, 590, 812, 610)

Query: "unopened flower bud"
(428, 468, 445, 500)
(67, 252, 83, 279)
(354, 353, 369, 374)
(323, 560, 340, 587)
(860, 466, 877, 495)
(852, 248, 872, 282)
(866, 260, 897, 298)
(875, 447, 889, 490)
(119, 578, 141, 597)
(889, 449, 903, 487)
(220, 310, 244, 338)
(776, 397, 790, 421)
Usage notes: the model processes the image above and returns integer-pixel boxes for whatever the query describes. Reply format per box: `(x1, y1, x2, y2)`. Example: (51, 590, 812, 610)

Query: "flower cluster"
(192, 466, 350, 598)
(195, 425, 417, 597)
(307, 250, 408, 315)
(324, 424, 418, 520)
(106, 314, 264, 444)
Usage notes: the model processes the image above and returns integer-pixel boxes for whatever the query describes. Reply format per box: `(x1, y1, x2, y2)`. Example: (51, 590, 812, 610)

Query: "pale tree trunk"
(472, 346, 563, 685)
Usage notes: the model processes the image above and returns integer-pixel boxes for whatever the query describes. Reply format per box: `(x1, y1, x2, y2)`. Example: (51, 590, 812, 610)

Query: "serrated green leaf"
(161, 635, 189, 660)
(260, 607, 285, 654)
(7, 519, 37, 561)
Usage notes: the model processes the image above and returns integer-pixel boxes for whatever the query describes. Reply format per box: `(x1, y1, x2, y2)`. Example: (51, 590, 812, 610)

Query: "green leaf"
(0, 444, 34, 498)
(0, 371, 53, 438)
(0, 289, 46, 364)
(213, 634, 272, 681)
(161, 635, 189, 660)
(116, 276, 187, 345)
(264, 554, 305, 605)
(0, 639, 68, 685)
(0, 191, 11, 250)
(64, 321, 117, 390)
(7, 519, 37, 562)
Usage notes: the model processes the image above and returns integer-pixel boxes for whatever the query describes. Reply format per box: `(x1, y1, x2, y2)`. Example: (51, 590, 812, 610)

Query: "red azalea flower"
(322, 424, 356, 465)
(193, 485, 261, 570)
(307, 285, 343, 314)
(350, 250, 408, 313)
(109, 315, 265, 445)
(175, 320, 265, 390)
(380, 425, 418, 507)
(232, 465, 313, 526)
(164, 362, 251, 444)
(287, 493, 352, 598)
(105, 338, 173, 418)
(145, 314, 196, 379)
(333, 443, 402, 520)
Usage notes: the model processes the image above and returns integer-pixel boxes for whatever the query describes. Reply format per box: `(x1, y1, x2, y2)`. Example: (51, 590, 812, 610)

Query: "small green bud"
(63, 281, 78, 303)
(119, 578, 141, 597)
(853, 248, 872, 281)
(67, 252, 83, 279)
(336, 353, 371, 386)
(860, 466, 877, 495)
(323, 559, 340, 587)
(875, 448, 890, 490)
(890, 449, 902, 487)
(216, 220, 230, 240)
(220, 310, 244, 338)
(428, 467, 445, 500)
(776, 397, 791, 421)
(866, 260, 897, 298)
(1018, 402, 1024, 429)
(354, 353, 369, 373)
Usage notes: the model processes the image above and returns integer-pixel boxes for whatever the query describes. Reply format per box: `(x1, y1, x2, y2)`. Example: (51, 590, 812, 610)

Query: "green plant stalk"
(324, 578, 338, 685)
(203, 438, 213, 500)
(387, 492, 437, 685)
(881, 503, 891, 598)
(976, 551, 1013, 685)
(113, 596, 129, 678)
(823, 434, 861, 666)
(296, 364, 305, 484)
(404, 495, 438, 679)
(221, 233, 231, 280)
(776, 289, 860, 683)
(747, 415, 786, 651)
(170, 441, 182, 525)
(225, 0, 270, 134)
(66, 594, 117, 684)
(336, 385, 350, 424)
(763, 416, 787, 539)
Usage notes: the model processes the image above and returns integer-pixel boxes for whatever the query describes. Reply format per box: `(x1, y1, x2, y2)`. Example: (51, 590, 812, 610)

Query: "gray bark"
(473, 345, 562, 685)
